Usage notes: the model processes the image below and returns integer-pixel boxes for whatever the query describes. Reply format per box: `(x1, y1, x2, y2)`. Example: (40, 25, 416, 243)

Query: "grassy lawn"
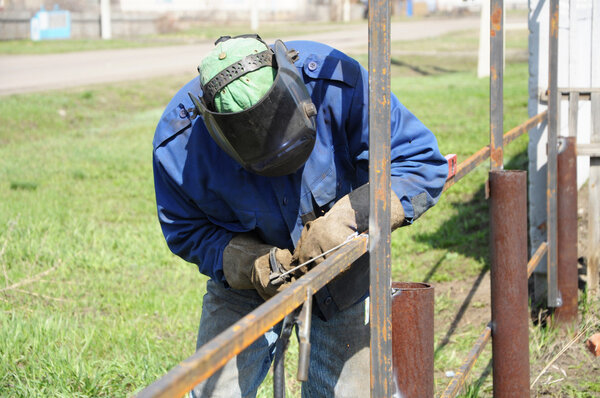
(1, 24, 598, 397)
(0, 21, 356, 55)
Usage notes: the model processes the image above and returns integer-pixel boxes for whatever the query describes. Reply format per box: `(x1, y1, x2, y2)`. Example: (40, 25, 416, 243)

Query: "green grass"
(2, 24, 599, 397)
(0, 21, 355, 55)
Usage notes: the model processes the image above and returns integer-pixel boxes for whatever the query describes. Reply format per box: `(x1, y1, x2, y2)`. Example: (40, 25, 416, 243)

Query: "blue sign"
(30, 5, 71, 41)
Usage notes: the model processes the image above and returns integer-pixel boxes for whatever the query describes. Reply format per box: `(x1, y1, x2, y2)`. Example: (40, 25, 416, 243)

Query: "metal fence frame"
(137, 0, 592, 396)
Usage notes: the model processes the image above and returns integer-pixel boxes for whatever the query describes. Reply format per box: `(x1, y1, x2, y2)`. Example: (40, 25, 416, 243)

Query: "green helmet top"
(199, 37, 276, 113)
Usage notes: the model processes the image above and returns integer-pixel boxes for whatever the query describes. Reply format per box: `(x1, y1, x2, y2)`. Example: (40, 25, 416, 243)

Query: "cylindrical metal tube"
(555, 137, 578, 323)
(489, 170, 529, 397)
(391, 282, 434, 398)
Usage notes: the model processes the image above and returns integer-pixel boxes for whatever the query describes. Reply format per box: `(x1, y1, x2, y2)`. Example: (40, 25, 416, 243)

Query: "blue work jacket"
(153, 40, 448, 284)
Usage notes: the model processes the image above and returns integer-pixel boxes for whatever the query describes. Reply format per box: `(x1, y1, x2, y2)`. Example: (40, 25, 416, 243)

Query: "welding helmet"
(189, 34, 317, 177)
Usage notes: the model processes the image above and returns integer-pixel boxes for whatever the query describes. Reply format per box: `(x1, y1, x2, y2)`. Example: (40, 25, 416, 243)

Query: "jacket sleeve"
(153, 152, 232, 282)
(347, 65, 448, 223)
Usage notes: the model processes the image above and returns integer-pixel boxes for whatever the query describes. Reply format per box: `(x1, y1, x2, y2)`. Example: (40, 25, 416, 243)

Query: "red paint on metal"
(445, 154, 457, 178)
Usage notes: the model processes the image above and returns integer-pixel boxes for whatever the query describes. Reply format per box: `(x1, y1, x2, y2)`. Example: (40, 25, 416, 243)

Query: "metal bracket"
(296, 289, 313, 382)
(273, 288, 313, 398)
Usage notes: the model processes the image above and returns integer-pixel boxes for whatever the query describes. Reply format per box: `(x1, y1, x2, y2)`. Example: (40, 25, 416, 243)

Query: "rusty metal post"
(368, 0, 392, 394)
(555, 137, 578, 323)
(490, 0, 504, 170)
(489, 170, 529, 397)
(546, 0, 560, 307)
(391, 282, 434, 398)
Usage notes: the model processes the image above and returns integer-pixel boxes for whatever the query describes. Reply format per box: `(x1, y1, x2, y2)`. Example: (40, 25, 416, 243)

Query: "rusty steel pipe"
(391, 282, 434, 398)
(555, 137, 578, 323)
(489, 170, 529, 397)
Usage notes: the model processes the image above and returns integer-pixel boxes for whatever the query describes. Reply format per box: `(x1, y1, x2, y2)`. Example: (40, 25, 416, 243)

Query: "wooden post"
(588, 93, 600, 298)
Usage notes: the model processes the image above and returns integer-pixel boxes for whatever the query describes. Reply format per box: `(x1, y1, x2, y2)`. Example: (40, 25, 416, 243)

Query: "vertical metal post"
(368, 0, 392, 394)
(489, 170, 530, 397)
(547, 0, 560, 307)
(391, 282, 434, 398)
(555, 137, 578, 323)
(490, 0, 504, 170)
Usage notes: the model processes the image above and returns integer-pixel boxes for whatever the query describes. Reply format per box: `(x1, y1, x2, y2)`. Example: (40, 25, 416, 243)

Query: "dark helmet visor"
(190, 39, 317, 177)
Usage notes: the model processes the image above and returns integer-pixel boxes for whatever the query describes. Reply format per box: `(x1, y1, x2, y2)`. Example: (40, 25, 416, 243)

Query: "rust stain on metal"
(490, 66, 497, 81)
(490, 147, 503, 166)
(550, 10, 559, 37)
(490, 4, 502, 36)
(441, 325, 491, 398)
(489, 170, 530, 396)
(555, 137, 578, 324)
(392, 282, 434, 398)
(527, 241, 548, 277)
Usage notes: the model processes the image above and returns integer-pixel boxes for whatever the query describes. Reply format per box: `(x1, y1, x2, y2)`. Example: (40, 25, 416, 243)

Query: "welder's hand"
(223, 232, 305, 300)
(293, 183, 405, 267)
(251, 248, 298, 300)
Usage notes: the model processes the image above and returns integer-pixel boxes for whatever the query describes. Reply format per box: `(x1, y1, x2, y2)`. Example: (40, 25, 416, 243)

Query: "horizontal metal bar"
(136, 235, 368, 398)
(443, 112, 548, 192)
(443, 146, 490, 192)
(504, 111, 548, 146)
(577, 143, 600, 157)
(440, 324, 492, 398)
(527, 241, 548, 278)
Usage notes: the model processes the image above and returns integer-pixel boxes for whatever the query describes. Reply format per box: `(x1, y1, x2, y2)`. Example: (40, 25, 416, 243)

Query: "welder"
(152, 34, 448, 397)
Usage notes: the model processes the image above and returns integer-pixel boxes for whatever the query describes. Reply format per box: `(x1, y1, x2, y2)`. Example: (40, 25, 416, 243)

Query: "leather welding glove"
(222, 232, 305, 300)
(294, 183, 405, 267)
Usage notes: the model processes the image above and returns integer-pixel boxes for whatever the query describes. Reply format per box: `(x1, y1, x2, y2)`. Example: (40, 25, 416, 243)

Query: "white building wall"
(436, 0, 527, 12)
(528, 0, 596, 262)
(119, 0, 302, 12)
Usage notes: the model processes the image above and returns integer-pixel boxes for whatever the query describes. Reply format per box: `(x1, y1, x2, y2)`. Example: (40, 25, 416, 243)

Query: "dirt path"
(0, 16, 527, 96)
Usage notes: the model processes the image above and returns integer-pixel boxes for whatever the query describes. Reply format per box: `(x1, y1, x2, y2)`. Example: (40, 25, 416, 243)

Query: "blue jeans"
(190, 280, 370, 398)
